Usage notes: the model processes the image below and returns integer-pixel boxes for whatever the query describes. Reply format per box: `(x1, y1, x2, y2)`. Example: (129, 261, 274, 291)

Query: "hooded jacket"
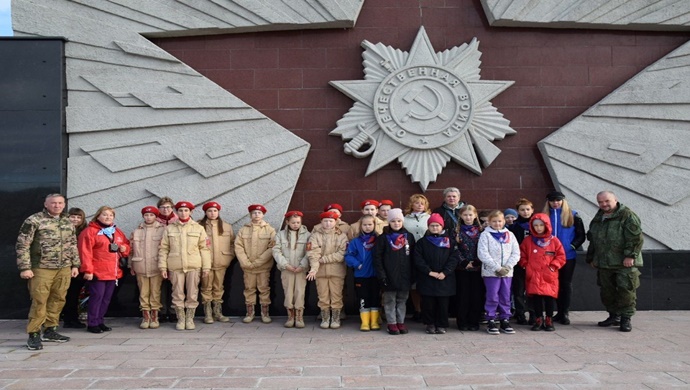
(345, 232, 378, 278)
(78, 221, 130, 280)
(518, 213, 566, 298)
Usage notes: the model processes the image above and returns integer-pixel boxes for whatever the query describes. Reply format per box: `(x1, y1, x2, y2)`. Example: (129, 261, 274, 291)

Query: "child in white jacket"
(273, 211, 310, 328)
(478, 210, 520, 335)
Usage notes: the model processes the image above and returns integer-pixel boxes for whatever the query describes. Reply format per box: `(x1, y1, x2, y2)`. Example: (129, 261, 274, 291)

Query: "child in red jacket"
(518, 213, 566, 331)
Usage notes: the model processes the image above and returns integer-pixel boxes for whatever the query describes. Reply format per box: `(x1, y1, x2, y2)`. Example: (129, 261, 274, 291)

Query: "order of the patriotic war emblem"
(329, 27, 516, 190)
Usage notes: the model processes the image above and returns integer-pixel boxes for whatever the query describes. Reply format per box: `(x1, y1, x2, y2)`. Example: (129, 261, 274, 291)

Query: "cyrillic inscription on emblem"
(373, 66, 473, 149)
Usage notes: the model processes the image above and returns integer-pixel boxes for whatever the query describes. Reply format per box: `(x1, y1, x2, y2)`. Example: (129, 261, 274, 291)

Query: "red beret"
(141, 206, 160, 216)
(323, 203, 343, 213)
(379, 199, 394, 207)
(284, 210, 303, 219)
(320, 211, 339, 220)
(248, 204, 267, 214)
(202, 201, 221, 212)
(175, 201, 195, 210)
(360, 199, 380, 209)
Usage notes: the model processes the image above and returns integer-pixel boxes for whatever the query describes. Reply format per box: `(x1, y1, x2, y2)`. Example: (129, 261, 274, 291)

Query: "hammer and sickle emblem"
(401, 86, 448, 123)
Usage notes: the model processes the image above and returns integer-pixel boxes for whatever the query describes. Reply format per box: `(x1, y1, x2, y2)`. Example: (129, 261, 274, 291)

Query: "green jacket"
(585, 202, 643, 268)
(16, 210, 81, 271)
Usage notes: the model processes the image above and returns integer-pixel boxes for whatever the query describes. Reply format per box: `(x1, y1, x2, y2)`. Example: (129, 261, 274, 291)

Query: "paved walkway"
(0, 311, 688, 389)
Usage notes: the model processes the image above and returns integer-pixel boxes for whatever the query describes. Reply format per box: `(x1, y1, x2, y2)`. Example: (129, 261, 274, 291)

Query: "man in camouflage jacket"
(16, 194, 81, 350)
(586, 191, 643, 332)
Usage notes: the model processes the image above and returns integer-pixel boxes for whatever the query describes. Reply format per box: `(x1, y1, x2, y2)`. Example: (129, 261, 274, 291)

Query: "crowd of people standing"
(16, 188, 643, 350)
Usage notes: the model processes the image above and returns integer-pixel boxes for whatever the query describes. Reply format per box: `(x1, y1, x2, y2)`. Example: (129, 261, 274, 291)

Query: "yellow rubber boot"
(360, 310, 371, 331)
(370, 309, 381, 331)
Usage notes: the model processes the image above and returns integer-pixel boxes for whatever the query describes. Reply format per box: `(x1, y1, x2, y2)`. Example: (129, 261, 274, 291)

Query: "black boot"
(559, 312, 570, 325)
(619, 316, 632, 332)
(597, 313, 620, 327)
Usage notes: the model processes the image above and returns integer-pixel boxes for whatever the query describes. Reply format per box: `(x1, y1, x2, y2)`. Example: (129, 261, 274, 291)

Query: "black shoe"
(560, 313, 570, 325)
(457, 323, 468, 331)
(487, 320, 499, 335)
(531, 317, 544, 331)
(87, 326, 104, 334)
(98, 324, 112, 331)
(425, 325, 436, 334)
(468, 324, 480, 331)
(63, 320, 86, 329)
(435, 327, 446, 334)
(41, 327, 70, 342)
(598, 314, 620, 327)
(619, 317, 632, 332)
(27, 332, 43, 350)
(527, 315, 536, 326)
(499, 320, 515, 334)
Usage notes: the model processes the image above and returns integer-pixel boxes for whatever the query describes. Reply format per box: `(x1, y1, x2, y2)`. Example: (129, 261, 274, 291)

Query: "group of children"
(67, 190, 582, 336)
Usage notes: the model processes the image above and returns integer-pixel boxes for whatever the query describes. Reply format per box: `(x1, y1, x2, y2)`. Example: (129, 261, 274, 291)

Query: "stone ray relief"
(14, 0, 365, 233)
(330, 26, 516, 190)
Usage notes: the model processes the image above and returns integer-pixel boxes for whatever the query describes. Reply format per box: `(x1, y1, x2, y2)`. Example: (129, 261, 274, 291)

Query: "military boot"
(260, 304, 272, 323)
(175, 307, 186, 331)
(242, 304, 255, 323)
(203, 302, 214, 324)
(319, 310, 331, 329)
(294, 309, 305, 328)
(598, 313, 621, 327)
(185, 308, 196, 330)
(149, 310, 160, 329)
(284, 308, 295, 328)
(619, 316, 632, 332)
(330, 309, 341, 329)
(140, 310, 151, 329)
(212, 301, 231, 323)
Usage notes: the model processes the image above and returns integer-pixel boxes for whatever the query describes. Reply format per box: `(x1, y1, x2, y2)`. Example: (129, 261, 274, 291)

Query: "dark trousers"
(556, 259, 576, 315)
(529, 295, 555, 317)
(511, 267, 530, 316)
(87, 280, 116, 326)
(354, 277, 380, 310)
(160, 279, 173, 315)
(421, 295, 450, 328)
(62, 274, 85, 323)
(598, 267, 640, 318)
(456, 270, 484, 327)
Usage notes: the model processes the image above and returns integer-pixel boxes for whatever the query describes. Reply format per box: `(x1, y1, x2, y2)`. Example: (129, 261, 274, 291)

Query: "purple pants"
(484, 276, 512, 321)
(87, 280, 116, 326)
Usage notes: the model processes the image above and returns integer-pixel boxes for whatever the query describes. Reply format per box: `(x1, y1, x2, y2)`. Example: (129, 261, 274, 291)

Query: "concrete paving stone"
(0, 369, 74, 379)
(118, 359, 198, 368)
(302, 365, 380, 376)
(423, 373, 513, 386)
(414, 354, 491, 365)
(222, 366, 302, 377)
(506, 372, 597, 385)
(4, 378, 94, 389)
(556, 352, 643, 364)
(89, 377, 177, 388)
(588, 371, 688, 385)
(268, 357, 341, 367)
(174, 377, 259, 388)
(341, 356, 416, 366)
(193, 358, 268, 368)
(471, 385, 560, 389)
(257, 375, 341, 388)
(666, 370, 690, 382)
(486, 353, 566, 364)
(456, 363, 539, 375)
(381, 364, 461, 376)
(145, 367, 226, 378)
(67, 368, 149, 378)
(608, 360, 690, 372)
(532, 362, 619, 373)
(343, 375, 426, 388)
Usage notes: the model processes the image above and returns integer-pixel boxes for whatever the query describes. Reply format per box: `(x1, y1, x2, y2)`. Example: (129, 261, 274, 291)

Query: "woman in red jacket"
(518, 213, 565, 332)
(78, 206, 130, 333)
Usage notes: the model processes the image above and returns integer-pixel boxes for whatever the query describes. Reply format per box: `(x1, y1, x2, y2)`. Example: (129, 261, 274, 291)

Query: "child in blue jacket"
(345, 215, 380, 331)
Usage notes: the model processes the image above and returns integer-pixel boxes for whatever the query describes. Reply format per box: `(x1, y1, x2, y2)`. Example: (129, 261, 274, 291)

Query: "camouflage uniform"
(16, 210, 81, 333)
(586, 202, 643, 318)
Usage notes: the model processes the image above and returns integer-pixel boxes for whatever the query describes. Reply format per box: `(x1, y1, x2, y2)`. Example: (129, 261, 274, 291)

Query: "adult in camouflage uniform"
(16, 194, 81, 350)
(586, 191, 643, 332)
